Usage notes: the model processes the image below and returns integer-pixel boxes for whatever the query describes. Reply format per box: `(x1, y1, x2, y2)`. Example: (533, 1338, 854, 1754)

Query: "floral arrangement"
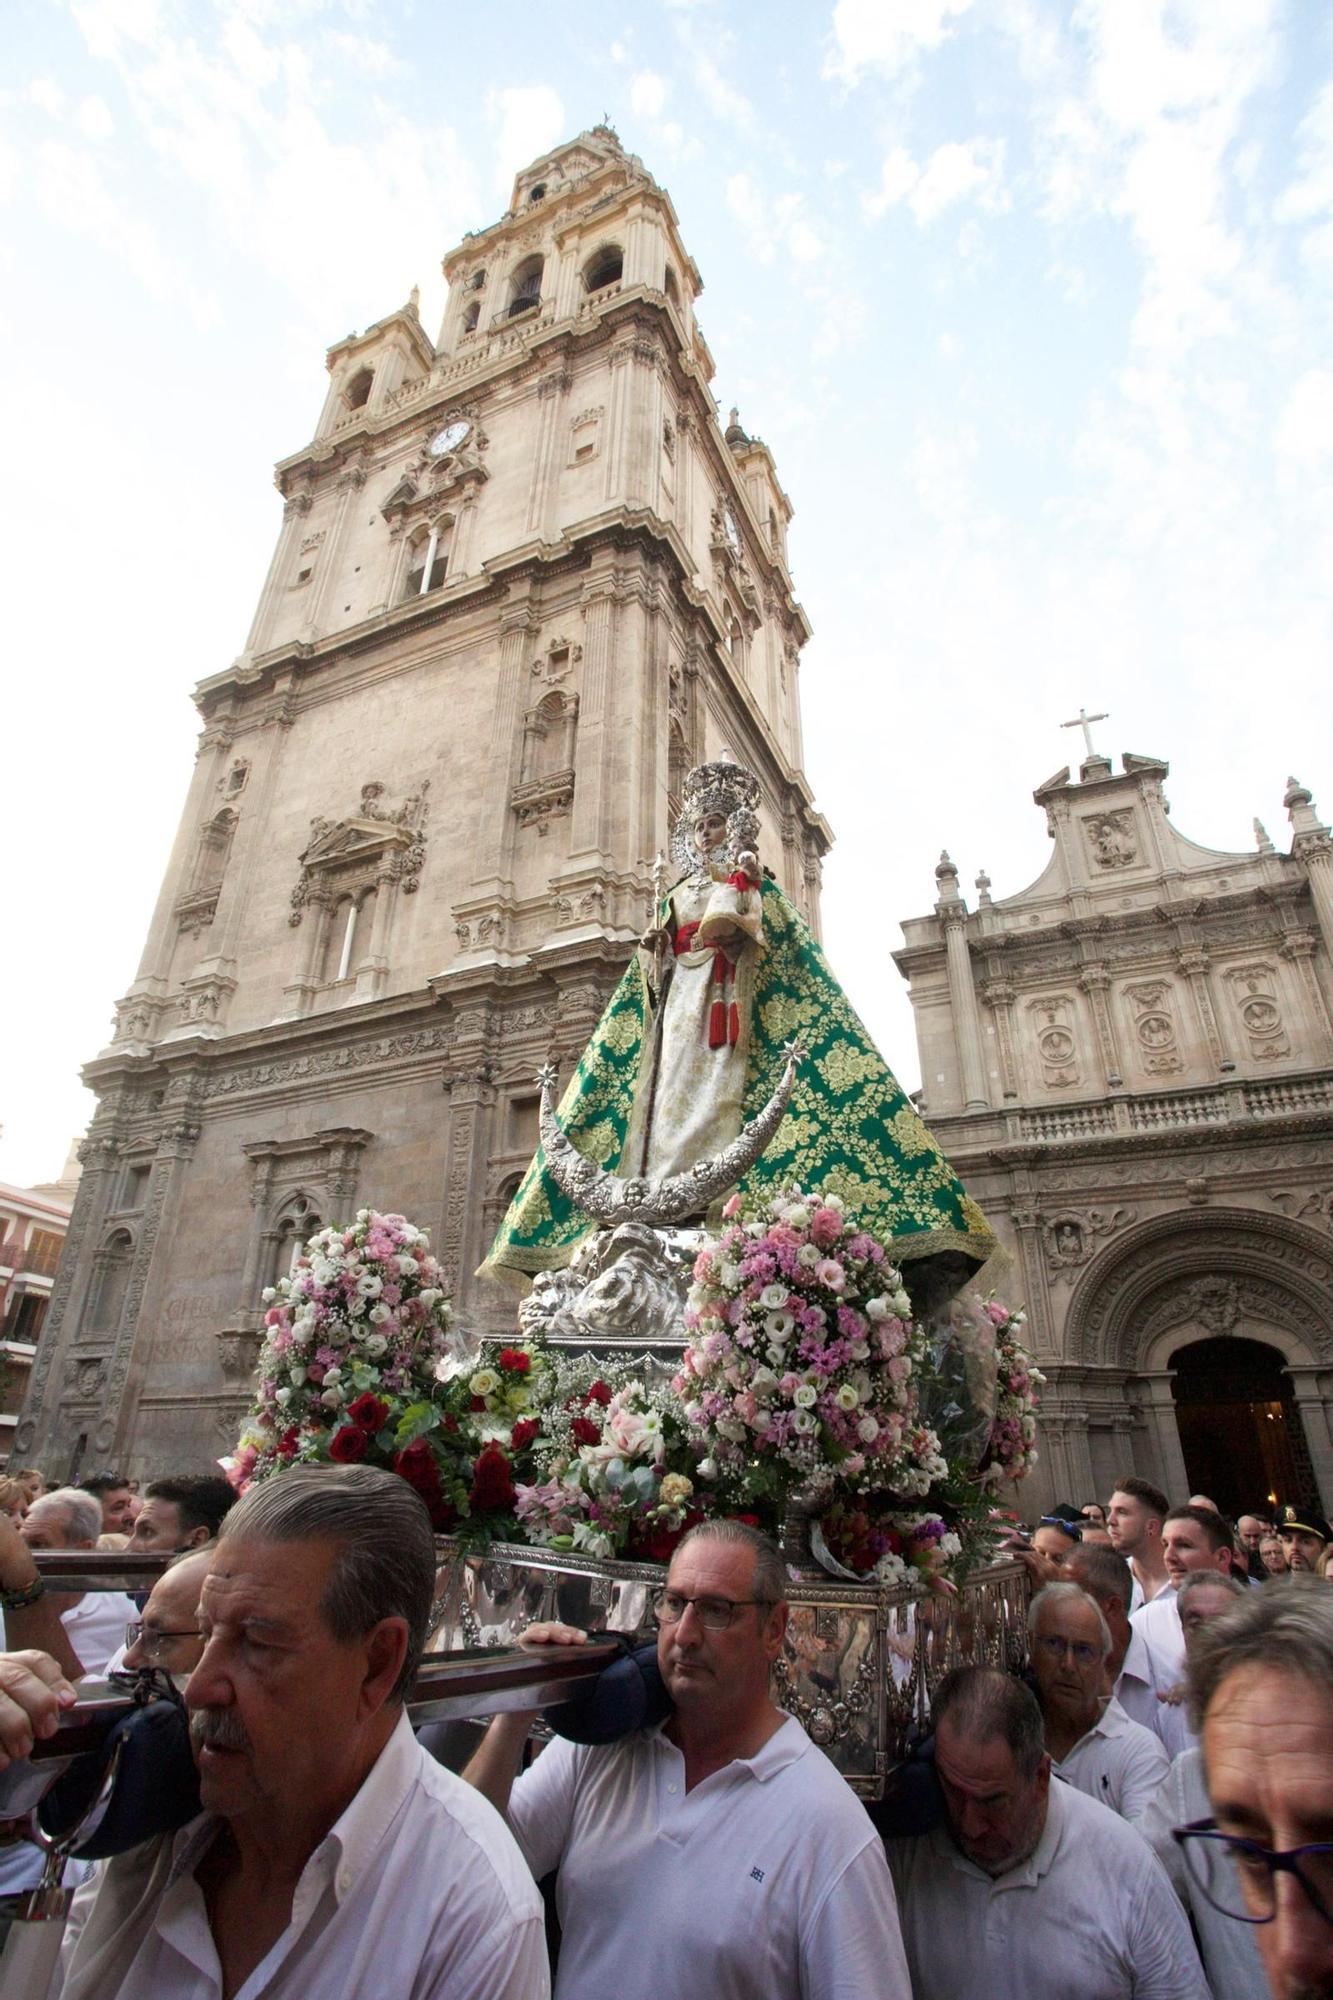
(232, 1211, 542, 1538)
(674, 1188, 946, 1513)
(512, 1352, 702, 1562)
(974, 1300, 1043, 1489)
(815, 1499, 963, 1590)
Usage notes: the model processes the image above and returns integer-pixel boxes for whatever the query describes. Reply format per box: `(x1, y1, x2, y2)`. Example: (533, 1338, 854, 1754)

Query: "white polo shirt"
(56, 1710, 547, 2000)
(508, 1714, 910, 2000)
(886, 1770, 1208, 2000)
(1138, 1750, 1267, 2000)
(1050, 1696, 1171, 1822)
(61, 1590, 138, 1678)
(1131, 1585, 1184, 1684)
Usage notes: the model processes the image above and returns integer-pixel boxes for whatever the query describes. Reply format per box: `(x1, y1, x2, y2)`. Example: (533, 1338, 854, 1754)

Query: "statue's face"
(693, 811, 727, 856)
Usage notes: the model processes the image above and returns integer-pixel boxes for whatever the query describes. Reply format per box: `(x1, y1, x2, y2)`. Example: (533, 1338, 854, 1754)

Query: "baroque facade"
(17, 128, 828, 1478)
(893, 749, 1333, 1522)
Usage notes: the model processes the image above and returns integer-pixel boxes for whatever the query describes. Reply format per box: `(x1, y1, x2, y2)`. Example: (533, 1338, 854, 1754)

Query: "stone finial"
(975, 868, 992, 907)
(1253, 818, 1274, 854)
(725, 406, 750, 448)
(1285, 776, 1324, 834)
(408, 285, 420, 314)
(935, 850, 961, 902)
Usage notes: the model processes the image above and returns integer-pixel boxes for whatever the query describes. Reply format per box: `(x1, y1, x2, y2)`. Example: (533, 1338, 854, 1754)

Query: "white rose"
(419, 1288, 443, 1309)
(851, 1342, 870, 1361)
(356, 1273, 383, 1299)
(261, 1286, 277, 1304)
(396, 1255, 418, 1276)
(759, 1284, 789, 1311)
(857, 1415, 880, 1443)
(364, 1334, 388, 1358)
(764, 1311, 794, 1339)
(797, 1244, 819, 1266)
(892, 1289, 912, 1318)
(289, 1365, 308, 1386)
(835, 1383, 860, 1410)
(320, 1386, 343, 1408)
(368, 1303, 391, 1324)
(719, 1263, 743, 1289)
(322, 1365, 342, 1385)
(866, 1296, 888, 1321)
(793, 1383, 818, 1409)
(792, 1409, 817, 1435)
(698, 1457, 719, 1480)
(470, 1368, 501, 1397)
(751, 1367, 778, 1394)
(784, 1205, 810, 1229)
(274, 1386, 293, 1408)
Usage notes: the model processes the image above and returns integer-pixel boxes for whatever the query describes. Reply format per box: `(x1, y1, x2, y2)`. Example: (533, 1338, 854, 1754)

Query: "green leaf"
(395, 1403, 439, 1446)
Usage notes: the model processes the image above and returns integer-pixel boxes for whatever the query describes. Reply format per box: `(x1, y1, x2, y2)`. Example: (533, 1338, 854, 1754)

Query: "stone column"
(104, 1102, 202, 1464)
(1285, 1365, 1333, 1515)
(281, 885, 334, 1019)
(304, 462, 366, 639)
(527, 368, 569, 535)
(469, 599, 536, 894)
(1040, 1403, 1096, 1509)
(981, 977, 1019, 1098)
(1280, 931, 1333, 1043)
(12, 1132, 123, 1461)
(935, 855, 989, 1110)
(567, 583, 616, 866)
(1286, 778, 1333, 964)
(1177, 947, 1233, 1070)
(1137, 1371, 1192, 1501)
(1079, 965, 1126, 1088)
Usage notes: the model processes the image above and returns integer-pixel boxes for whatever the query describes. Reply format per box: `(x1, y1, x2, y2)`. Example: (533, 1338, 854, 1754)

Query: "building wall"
(894, 753, 1333, 1522)
(14, 128, 830, 1482)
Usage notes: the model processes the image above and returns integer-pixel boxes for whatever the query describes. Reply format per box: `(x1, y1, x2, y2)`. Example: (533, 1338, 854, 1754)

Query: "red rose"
(571, 1416, 600, 1447)
(426, 1494, 458, 1533)
(469, 1395, 488, 1413)
(498, 1347, 531, 1374)
(470, 1444, 516, 1513)
(585, 1380, 612, 1406)
(275, 1426, 300, 1461)
(329, 1425, 369, 1463)
(510, 1418, 539, 1452)
(346, 1392, 391, 1433)
(394, 1440, 440, 1492)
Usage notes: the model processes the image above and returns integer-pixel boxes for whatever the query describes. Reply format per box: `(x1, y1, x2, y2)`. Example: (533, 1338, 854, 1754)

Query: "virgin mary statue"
(481, 760, 997, 1296)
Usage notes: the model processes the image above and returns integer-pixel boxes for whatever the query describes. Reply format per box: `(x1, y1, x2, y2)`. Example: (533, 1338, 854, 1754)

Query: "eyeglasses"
(124, 1620, 203, 1663)
(1173, 1819, 1333, 1927)
(653, 1590, 775, 1631)
(1033, 1632, 1102, 1668)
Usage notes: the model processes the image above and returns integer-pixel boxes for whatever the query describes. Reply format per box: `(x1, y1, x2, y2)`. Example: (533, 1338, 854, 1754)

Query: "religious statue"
(481, 759, 997, 1304)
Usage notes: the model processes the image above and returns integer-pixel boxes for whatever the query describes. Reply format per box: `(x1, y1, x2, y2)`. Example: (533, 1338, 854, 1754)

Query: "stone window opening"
(192, 809, 237, 896)
(584, 243, 623, 293)
(405, 518, 453, 598)
(321, 887, 377, 985)
(664, 266, 680, 309)
(266, 1194, 322, 1290)
(87, 1228, 134, 1335)
(507, 256, 544, 319)
(529, 182, 547, 204)
(469, 269, 487, 291)
(461, 301, 480, 334)
(344, 366, 374, 411)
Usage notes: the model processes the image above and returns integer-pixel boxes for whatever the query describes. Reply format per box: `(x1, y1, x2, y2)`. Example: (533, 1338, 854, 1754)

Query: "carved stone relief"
(289, 779, 430, 923)
(1028, 994, 1080, 1089)
(1043, 1206, 1139, 1282)
(1123, 980, 1184, 1076)
(1082, 810, 1138, 869)
(1223, 961, 1291, 1060)
(1268, 1187, 1333, 1229)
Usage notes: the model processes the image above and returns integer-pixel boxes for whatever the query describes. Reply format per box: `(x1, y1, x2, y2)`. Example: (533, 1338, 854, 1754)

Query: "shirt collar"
(163, 1707, 419, 1908)
(650, 1711, 808, 1783)
(938, 1770, 1067, 1891)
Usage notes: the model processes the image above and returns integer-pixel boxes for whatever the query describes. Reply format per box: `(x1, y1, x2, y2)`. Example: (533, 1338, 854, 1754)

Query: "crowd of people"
(0, 1462, 1329, 1999)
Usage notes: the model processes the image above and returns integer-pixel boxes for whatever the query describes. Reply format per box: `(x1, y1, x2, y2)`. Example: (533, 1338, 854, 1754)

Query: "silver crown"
(679, 760, 761, 823)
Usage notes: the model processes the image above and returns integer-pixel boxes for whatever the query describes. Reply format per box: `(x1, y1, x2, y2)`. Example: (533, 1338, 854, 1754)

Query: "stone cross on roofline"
(1061, 707, 1109, 758)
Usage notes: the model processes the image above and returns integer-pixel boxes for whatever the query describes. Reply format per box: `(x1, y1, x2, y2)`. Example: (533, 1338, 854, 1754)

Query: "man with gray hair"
(1170, 1576, 1333, 2000)
(1028, 1582, 1169, 1822)
(1151, 1569, 1248, 1762)
(885, 1665, 1207, 1999)
(54, 1465, 548, 2000)
(12, 1486, 136, 1676)
(465, 1516, 911, 1999)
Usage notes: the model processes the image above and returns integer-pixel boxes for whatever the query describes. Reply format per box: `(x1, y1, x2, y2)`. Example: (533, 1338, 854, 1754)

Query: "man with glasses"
(1152, 1577, 1333, 2000)
(1028, 1583, 1168, 1823)
(464, 1518, 910, 1999)
(119, 1545, 212, 1683)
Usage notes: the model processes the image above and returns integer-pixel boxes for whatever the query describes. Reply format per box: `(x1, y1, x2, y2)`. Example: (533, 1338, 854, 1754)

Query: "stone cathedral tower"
(16, 128, 829, 1477)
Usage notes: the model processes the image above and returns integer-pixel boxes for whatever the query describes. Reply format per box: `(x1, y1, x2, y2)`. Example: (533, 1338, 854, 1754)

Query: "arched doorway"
(1169, 1335, 1316, 1519)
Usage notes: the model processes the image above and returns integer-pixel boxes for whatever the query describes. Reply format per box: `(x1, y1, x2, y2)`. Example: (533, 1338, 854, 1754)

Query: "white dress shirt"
(61, 1591, 138, 1677)
(1138, 1750, 1268, 2000)
(55, 1710, 548, 2000)
(1131, 1586, 1185, 1684)
(1051, 1695, 1171, 1822)
(508, 1714, 910, 2000)
(886, 1769, 1208, 2000)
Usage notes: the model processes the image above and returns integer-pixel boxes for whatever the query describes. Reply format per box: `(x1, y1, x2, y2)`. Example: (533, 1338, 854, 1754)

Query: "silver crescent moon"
(536, 1040, 806, 1228)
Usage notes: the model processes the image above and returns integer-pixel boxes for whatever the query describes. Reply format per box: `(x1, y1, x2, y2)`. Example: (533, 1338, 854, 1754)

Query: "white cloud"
(824, 0, 974, 84)
(726, 173, 825, 267)
(485, 85, 565, 194)
(630, 70, 668, 120)
(76, 94, 114, 140)
(691, 53, 754, 130)
(864, 138, 1008, 225)
(1276, 369, 1333, 463)
(27, 78, 66, 117)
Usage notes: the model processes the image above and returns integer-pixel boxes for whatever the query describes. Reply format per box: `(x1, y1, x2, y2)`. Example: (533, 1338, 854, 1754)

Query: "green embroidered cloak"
(480, 878, 996, 1290)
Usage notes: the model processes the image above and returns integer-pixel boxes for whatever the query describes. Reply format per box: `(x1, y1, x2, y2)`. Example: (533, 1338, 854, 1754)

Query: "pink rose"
(722, 1193, 743, 1220)
(811, 1208, 843, 1247)
(816, 1259, 846, 1292)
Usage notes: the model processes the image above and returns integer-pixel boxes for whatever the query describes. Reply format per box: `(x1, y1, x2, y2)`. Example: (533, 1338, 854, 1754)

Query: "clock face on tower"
(429, 420, 471, 457)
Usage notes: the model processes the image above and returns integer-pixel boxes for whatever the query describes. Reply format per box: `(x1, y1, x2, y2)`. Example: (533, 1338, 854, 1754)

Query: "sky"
(1, 0, 1330, 1189)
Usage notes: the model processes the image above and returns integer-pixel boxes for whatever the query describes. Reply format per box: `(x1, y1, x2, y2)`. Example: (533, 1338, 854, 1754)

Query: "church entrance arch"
(1168, 1334, 1313, 1520)
(1064, 1209, 1333, 1516)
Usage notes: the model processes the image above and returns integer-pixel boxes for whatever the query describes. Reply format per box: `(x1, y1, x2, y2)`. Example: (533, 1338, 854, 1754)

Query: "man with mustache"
(1028, 1583, 1168, 1823)
(54, 1465, 547, 1999)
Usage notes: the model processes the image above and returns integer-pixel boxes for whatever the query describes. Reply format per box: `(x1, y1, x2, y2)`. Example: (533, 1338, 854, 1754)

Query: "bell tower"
(16, 126, 830, 1476)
